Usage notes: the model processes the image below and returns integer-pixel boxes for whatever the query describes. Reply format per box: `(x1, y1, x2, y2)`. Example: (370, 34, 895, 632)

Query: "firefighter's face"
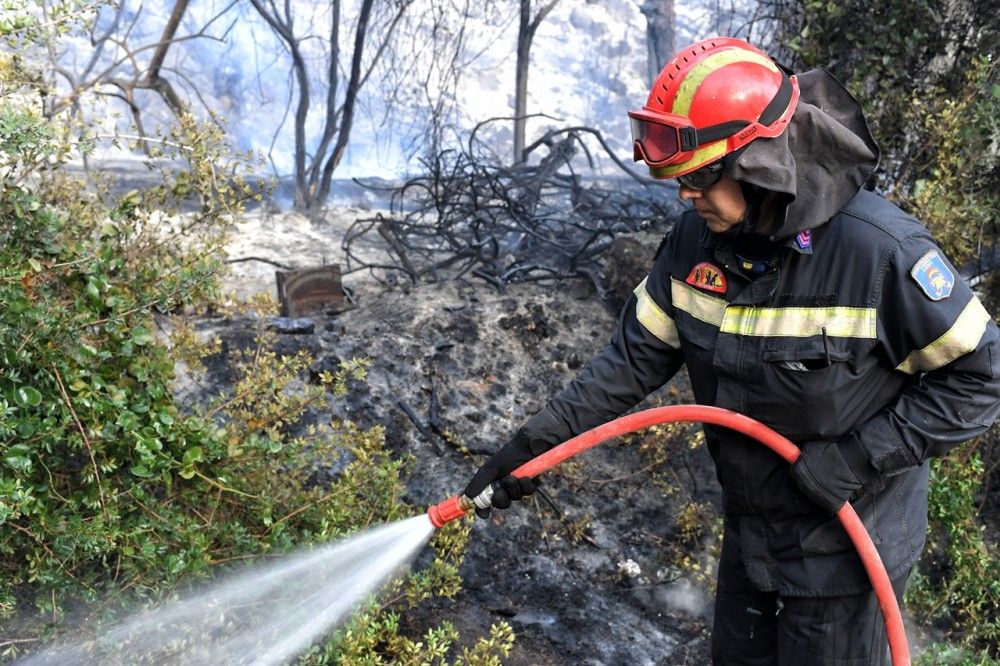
(678, 175, 748, 234)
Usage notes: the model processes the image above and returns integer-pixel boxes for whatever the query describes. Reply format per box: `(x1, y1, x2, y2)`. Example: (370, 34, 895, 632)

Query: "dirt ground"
(186, 207, 721, 664)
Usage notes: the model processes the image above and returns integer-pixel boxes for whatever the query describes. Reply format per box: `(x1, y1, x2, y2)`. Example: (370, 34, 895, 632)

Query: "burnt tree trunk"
(513, 0, 560, 164)
(249, 0, 406, 214)
(641, 0, 675, 85)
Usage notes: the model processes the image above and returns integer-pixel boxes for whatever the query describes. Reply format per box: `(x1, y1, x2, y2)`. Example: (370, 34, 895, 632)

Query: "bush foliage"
(1, 6, 509, 663)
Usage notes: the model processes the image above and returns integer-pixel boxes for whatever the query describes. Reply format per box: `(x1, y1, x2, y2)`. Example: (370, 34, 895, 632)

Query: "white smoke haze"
(660, 578, 706, 615)
(53, 0, 766, 181)
(18, 516, 436, 666)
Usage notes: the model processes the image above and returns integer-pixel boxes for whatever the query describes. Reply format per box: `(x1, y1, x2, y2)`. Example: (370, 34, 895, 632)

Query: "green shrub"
(915, 641, 1000, 666)
(1, 7, 509, 663)
(0, 95, 254, 622)
(906, 447, 1000, 653)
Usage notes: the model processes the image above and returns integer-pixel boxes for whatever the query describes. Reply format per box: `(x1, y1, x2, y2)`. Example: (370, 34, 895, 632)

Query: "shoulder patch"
(910, 249, 954, 301)
(686, 262, 727, 294)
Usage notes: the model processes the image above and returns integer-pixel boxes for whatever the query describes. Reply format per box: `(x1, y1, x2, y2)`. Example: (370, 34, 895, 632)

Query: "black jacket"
(521, 70, 1000, 595)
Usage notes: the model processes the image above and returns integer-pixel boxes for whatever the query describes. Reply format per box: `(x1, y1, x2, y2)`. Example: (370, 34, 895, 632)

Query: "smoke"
(660, 578, 707, 615)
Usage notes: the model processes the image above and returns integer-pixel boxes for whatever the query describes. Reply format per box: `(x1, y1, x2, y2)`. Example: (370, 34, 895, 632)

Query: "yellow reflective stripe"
(896, 297, 992, 374)
(720, 306, 877, 338)
(649, 140, 728, 178)
(633, 277, 679, 348)
(672, 50, 779, 117)
(671, 278, 727, 326)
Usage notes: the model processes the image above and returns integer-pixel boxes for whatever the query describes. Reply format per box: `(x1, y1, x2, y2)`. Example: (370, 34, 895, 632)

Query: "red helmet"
(628, 37, 800, 179)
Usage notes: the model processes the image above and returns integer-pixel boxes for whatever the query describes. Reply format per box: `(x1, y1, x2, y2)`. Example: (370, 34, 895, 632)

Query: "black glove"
(464, 429, 544, 519)
(790, 434, 882, 514)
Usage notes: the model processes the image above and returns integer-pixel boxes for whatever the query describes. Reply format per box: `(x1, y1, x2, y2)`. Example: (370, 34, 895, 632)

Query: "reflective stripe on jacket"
(524, 189, 1000, 595)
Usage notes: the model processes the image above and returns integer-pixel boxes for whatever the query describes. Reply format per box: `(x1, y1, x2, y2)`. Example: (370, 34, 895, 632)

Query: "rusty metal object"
(275, 265, 345, 317)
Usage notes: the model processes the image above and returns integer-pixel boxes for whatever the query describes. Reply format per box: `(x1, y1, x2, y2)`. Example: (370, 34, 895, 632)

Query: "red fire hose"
(428, 405, 910, 666)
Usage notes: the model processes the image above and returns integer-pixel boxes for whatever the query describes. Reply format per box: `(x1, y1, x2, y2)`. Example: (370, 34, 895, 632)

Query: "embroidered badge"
(736, 254, 768, 274)
(796, 229, 812, 250)
(686, 262, 727, 293)
(910, 249, 954, 301)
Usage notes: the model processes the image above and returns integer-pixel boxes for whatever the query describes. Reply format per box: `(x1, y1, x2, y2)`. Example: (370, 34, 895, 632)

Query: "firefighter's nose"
(678, 184, 701, 202)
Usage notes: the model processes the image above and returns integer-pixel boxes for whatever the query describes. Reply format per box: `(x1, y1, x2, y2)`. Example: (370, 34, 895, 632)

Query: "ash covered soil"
(180, 209, 721, 665)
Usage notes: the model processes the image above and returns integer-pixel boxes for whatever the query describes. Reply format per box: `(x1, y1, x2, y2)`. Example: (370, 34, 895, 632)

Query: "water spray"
(428, 405, 911, 666)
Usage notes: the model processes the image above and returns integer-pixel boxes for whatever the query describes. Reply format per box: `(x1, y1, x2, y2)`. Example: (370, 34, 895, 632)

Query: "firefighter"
(464, 37, 1000, 664)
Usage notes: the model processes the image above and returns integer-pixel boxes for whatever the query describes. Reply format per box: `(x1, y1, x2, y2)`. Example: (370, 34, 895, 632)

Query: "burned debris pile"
(342, 122, 680, 295)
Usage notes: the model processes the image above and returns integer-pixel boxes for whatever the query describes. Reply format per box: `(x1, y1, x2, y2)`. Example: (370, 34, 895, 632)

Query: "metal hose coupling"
(427, 484, 495, 528)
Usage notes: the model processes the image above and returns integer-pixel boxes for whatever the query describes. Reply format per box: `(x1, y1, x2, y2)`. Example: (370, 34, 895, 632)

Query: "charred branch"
(397, 400, 444, 456)
(342, 119, 677, 293)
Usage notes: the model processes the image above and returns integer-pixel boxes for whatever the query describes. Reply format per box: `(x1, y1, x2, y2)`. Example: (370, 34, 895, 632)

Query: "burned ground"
(173, 217, 723, 664)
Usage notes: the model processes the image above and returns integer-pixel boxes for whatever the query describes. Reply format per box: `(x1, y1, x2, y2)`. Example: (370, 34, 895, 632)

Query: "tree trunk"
(641, 0, 675, 85)
(513, 1, 531, 164)
(513, 0, 560, 164)
(314, 0, 375, 211)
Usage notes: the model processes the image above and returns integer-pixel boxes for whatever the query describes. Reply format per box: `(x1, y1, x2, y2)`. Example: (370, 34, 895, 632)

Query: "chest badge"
(686, 262, 727, 294)
(911, 249, 954, 301)
(796, 229, 812, 250)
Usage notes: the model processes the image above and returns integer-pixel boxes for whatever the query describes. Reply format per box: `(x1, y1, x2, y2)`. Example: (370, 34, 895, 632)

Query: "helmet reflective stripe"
(649, 140, 727, 178)
(671, 50, 779, 117)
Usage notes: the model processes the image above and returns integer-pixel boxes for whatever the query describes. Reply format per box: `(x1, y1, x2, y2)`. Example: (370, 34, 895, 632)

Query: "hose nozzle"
(427, 485, 495, 528)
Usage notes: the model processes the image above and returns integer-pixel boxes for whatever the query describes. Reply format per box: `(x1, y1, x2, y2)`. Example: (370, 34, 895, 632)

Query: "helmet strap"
(692, 70, 794, 149)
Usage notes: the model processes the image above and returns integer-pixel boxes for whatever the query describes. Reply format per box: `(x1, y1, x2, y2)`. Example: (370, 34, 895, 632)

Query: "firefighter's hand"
(790, 435, 881, 514)
(464, 429, 543, 519)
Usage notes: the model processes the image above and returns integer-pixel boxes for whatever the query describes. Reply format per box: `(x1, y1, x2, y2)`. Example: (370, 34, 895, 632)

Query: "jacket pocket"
(799, 494, 881, 555)
(799, 515, 854, 554)
(753, 344, 857, 441)
(762, 346, 852, 368)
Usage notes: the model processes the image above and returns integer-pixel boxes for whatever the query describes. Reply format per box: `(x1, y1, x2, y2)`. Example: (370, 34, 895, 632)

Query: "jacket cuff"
(837, 433, 880, 486)
(856, 413, 919, 476)
(522, 407, 571, 455)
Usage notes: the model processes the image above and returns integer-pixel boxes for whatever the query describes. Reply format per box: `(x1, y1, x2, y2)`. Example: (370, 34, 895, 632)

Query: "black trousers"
(711, 557, 909, 665)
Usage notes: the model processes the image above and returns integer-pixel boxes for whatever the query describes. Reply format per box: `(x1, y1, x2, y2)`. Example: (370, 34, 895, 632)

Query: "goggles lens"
(677, 160, 724, 190)
(630, 115, 680, 166)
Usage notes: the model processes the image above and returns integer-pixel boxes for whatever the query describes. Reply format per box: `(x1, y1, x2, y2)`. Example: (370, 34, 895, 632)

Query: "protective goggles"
(676, 159, 724, 190)
(628, 110, 706, 167)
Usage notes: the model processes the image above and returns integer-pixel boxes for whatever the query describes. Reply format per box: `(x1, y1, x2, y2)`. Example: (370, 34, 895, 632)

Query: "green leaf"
(4, 444, 32, 472)
(132, 328, 154, 346)
(992, 84, 1000, 99)
(182, 446, 203, 466)
(14, 386, 42, 407)
(130, 464, 153, 478)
